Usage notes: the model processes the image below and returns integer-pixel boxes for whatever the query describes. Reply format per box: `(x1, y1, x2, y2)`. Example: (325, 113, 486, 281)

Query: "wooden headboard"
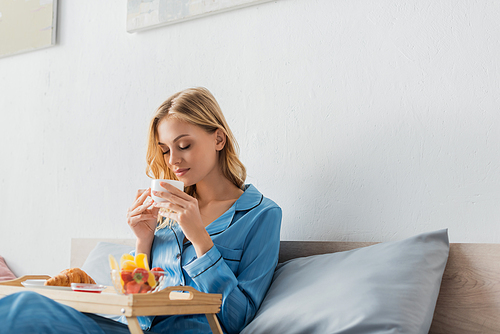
(72, 239, 500, 333)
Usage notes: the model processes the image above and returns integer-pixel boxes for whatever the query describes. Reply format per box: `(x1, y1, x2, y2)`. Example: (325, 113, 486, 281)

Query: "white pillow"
(81, 242, 134, 286)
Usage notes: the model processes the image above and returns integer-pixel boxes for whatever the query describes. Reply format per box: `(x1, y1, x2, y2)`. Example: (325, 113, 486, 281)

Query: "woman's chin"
(177, 177, 195, 187)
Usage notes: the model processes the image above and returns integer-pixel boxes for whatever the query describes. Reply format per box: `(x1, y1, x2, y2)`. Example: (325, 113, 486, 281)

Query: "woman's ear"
(215, 129, 226, 151)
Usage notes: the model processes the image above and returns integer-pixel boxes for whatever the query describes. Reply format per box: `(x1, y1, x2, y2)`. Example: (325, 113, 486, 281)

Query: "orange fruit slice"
(109, 254, 119, 271)
(121, 260, 138, 271)
(135, 253, 150, 270)
(120, 254, 134, 269)
(147, 271, 156, 288)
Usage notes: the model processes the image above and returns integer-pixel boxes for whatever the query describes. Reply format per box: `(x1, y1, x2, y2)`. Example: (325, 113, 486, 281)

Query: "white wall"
(1, 0, 499, 276)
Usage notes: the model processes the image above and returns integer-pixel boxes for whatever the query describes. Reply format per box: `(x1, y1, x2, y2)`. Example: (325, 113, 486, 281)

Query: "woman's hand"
(127, 189, 158, 245)
(152, 182, 214, 257)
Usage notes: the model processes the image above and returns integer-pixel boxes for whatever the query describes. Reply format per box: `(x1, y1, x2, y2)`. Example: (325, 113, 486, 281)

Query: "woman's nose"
(169, 151, 181, 165)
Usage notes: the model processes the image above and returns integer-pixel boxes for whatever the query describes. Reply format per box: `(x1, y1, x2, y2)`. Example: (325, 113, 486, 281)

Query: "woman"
(0, 87, 282, 334)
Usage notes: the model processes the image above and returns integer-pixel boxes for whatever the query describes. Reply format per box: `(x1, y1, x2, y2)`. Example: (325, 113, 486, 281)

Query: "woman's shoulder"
(240, 184, 281, 213)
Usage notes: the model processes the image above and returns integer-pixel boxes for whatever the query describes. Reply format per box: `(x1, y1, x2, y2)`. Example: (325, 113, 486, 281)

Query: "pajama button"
(176, 253, 181, 259)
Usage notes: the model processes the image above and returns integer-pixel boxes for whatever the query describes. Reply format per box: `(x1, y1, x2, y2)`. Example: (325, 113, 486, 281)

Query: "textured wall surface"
(1, 0, 499, 276)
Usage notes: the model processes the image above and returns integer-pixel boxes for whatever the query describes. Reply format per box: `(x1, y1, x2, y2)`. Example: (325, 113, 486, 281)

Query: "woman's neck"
(189, 174, 244, 230)
(195, 176, 243, 206)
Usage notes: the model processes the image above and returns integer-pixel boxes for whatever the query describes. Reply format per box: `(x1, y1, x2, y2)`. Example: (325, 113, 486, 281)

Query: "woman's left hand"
(152, 182, 214, 257)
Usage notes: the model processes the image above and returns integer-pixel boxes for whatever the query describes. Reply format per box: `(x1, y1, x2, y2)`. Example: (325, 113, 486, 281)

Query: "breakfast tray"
(0, 275, 223, 334)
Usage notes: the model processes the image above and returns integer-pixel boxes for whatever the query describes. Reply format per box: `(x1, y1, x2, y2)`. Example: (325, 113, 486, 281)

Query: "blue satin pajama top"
(127, 184, 282, 334)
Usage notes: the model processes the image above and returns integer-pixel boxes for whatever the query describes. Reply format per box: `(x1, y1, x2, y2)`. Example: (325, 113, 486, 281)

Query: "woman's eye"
(162, 150, 169, 155)
(179, 144, 191, 150)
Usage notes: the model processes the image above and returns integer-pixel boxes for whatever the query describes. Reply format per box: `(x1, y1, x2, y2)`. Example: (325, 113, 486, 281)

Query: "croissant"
(45, 268, 96, 287)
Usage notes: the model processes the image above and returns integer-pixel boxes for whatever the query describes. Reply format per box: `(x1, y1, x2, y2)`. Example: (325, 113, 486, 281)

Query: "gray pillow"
(81, 242, 135, 286)
(241, 229, 449, 334)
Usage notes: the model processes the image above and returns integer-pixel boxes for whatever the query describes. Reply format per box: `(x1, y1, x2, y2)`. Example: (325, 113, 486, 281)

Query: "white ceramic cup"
(150, 179, 184, 203)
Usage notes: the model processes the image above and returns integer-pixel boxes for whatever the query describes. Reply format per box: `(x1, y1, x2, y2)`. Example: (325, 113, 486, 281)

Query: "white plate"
(21, 279, 46, 287)
(21, 279, 72, 291)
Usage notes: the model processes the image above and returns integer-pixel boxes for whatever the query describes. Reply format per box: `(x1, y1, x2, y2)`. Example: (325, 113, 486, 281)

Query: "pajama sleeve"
(183, 206, 282, 334)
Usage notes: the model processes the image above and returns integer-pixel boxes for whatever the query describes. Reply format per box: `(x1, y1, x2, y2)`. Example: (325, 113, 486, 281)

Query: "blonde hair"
(146, 87, 246, 196)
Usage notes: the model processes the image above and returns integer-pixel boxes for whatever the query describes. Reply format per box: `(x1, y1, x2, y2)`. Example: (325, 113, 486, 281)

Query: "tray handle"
(0, 275, 51, 287)
(153, 285, 203, 301)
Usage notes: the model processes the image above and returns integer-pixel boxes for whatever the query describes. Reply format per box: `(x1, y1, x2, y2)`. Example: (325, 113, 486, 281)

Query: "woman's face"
(157, 117, 224, 187)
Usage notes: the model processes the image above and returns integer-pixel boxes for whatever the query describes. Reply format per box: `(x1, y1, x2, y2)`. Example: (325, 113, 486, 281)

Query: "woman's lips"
(174, 168, 189, 177)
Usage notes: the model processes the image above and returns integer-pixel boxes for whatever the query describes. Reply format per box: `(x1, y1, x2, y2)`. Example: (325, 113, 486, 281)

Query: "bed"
(69, 230, 500, 334)
(1, 230, 499, 333)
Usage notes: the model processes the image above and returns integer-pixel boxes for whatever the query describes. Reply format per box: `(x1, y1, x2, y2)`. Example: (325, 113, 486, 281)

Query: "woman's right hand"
(126, 188, 159, 243)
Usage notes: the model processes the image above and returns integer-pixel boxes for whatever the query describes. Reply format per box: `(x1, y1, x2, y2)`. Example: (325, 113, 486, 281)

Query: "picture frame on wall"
(0, 0, 58, 58)
(127, 0, 274, 33)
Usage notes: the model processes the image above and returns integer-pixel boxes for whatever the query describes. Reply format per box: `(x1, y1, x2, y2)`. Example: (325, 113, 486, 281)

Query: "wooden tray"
(0, 275, 222, 334)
